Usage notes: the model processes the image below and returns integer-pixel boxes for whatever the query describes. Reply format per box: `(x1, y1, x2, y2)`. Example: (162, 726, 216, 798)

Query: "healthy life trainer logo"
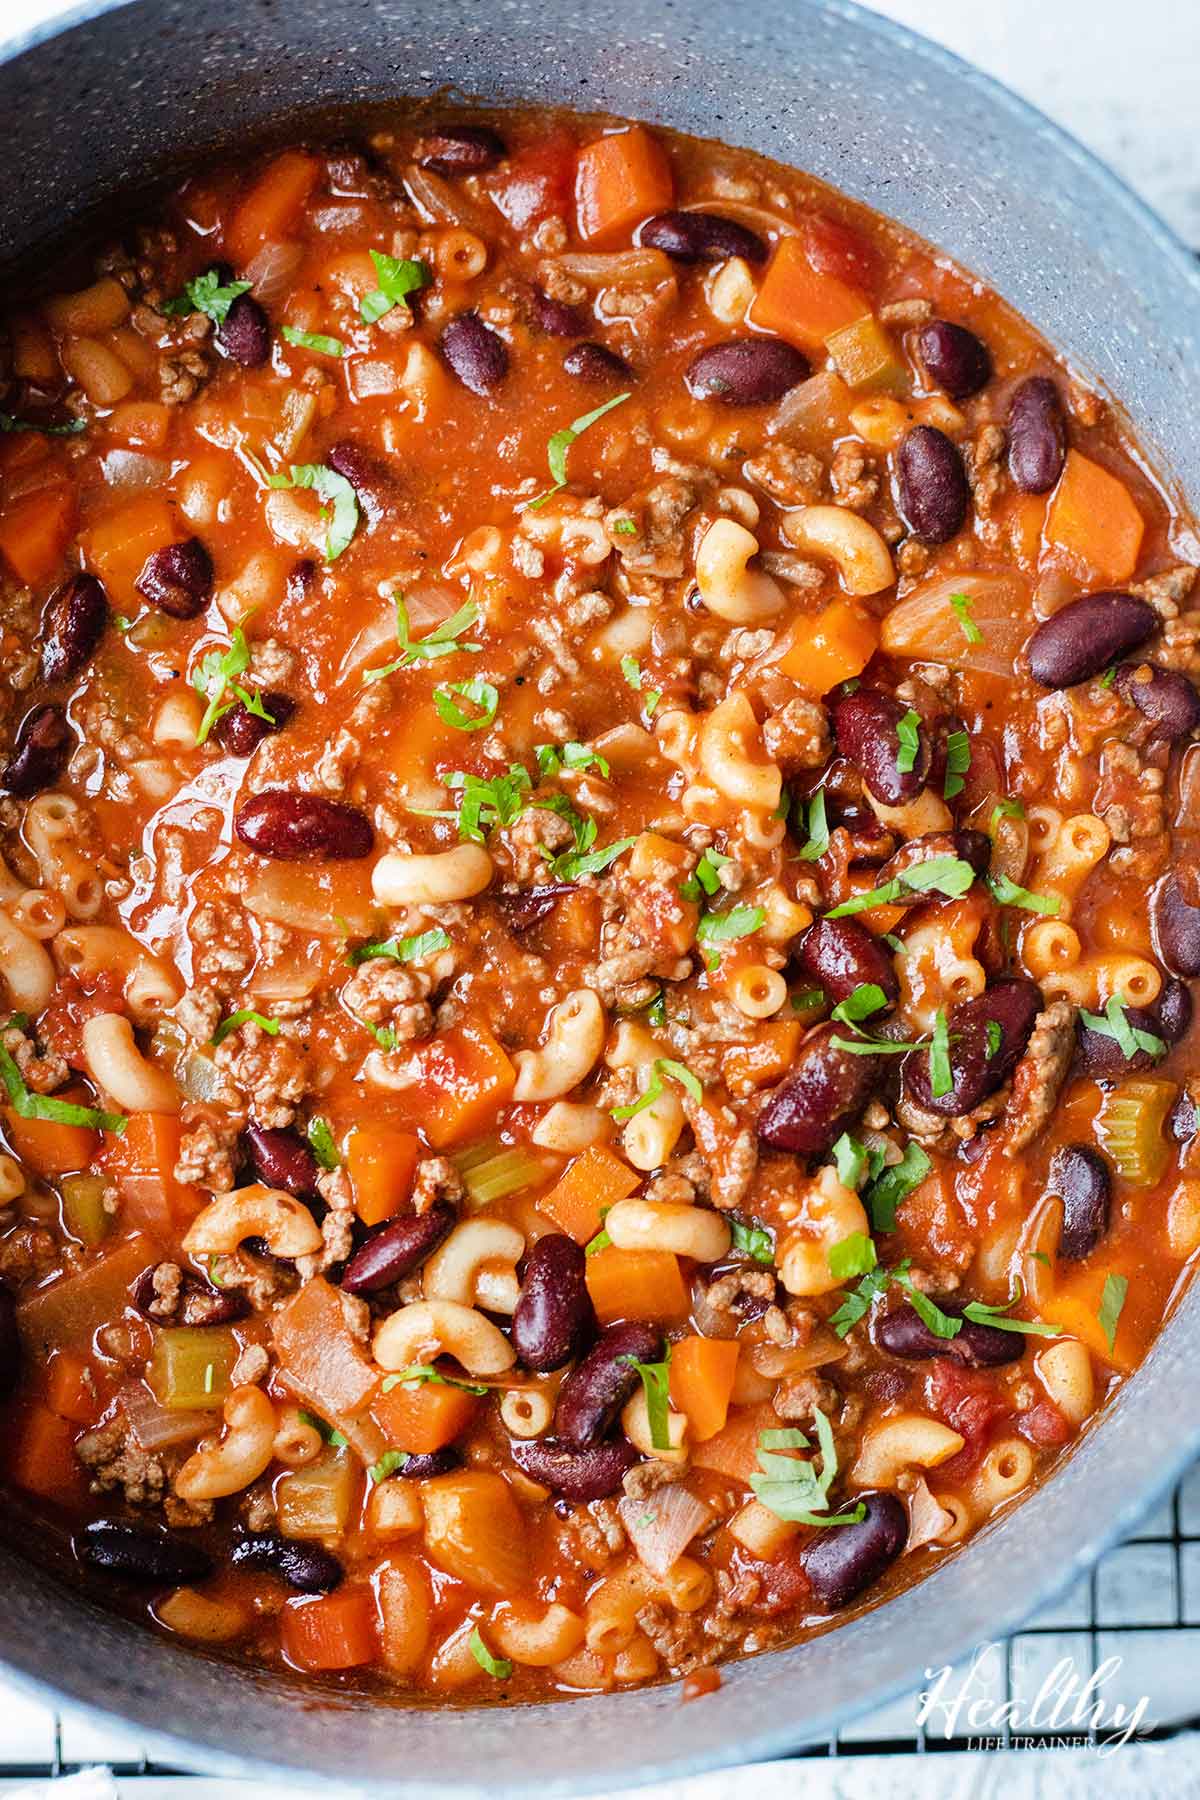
(917, 1643, 1153, 1754)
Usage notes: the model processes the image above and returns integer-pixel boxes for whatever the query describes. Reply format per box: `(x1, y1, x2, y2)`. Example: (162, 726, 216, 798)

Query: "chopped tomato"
(488, 134, 575, 231)
(801, 212, 880, 293)
(927, 1358, 1012, 1480)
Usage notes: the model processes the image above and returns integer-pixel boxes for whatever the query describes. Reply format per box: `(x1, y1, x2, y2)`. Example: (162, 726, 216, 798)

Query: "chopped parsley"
(534, 741, 610, 780)
(297, 1410, 348, 1449)
(347, 926, 451, 968)
(828, 1261, 894, 1338)
(826, 854, 977, 917)
(949, 590, 983, 645)
(750, 1411, 865, 1527)
(619, 654, 661, 717)
(266, 462, 359, 561)
(433, 675, 499, 733)
(679, 847, 732, 904)
(368, 1450, 410, 1484)
(212, 1008, 279, 1046)
(192, 627, 274, 746)
(612, 518, 638, 537)
(162, 268, 250, 323)
(1079, 995, 1165, 1061)
(830, 984, 888, 1028)
(942, 729, 971, 800)
(1098, 665, 1118, 690)
(831, 1259, 1059, 1342)
(986, 871, 1060, 914)
(929, 1008, 953, 1099)
(961, 1280, 1061, 1338)
(828, 1230, 877, 1283)
(442, 764, 532, 843)
(0, 412, 85, 436)
(1098, 1273, 1128, 1353)
(306, 1117, 341, 1171)
(469, 1626, 512, 1681)
(545, 836, 636, 882)
(0, 1042, 125, 1134)
(360, 251, 432, 325)
(794, 788, 830, 862)
(729, 1217, 775, 1265)
(280, 325, 344, 357)
(380, 1364, 489, 1396)
(985, 1019, 1003, 1059)
(619, 1348, 672, 1451)
(528, 391, 631, 509)
(990, 798, 1026, 829)
(364, 595, 483, 682)
(695, 901, 765, 971)
(611, 1057, 703, 1122)
(863, 1142, 931, 1232)
(831, 1132, 885, 1193)
(894, 709, 921, 775)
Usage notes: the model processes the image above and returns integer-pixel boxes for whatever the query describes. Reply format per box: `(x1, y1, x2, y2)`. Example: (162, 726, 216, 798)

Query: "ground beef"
(142, 1261, 183, 1320)
(1004, 999, 1076, 1153)
(772, 1373, 839, 1423)
(190, 901, 254, 987)
(296, 1168, 356, 1279)
(341, 960, 435, 1044)
(246, 637, 298, 689)
(500, 804, 577, 885)
(174, 986, 223, 1045)
(762, 696, 830, 773)
(207, 1247, 294, 1310)
(214, 1021, 309, 1129)
(829, 441, 879, 512)
(622, 1459, 685, 1500)
(964, 422, 1006, 520)
(411, 1155, 465, 1215)
(174, 1105, 244, 1193)
(230, 1343, 270, 1387)
(879, 297, 932, 326)
(0, 1224, 61, 1285)
(76, 1415, 167, 1507)
(604, 474, 703, 578)
(742, 444, 824, 507)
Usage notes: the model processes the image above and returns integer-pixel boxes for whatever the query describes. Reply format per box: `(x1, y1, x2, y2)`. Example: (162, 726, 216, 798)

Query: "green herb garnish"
(360, 251, 432, 325)
(192, 626, 274, 746)
(0, 1043, 125, 1134)
(469, 1626, 512, 1681)
(433, 675, 499, 733)
(863, 1142, 931, 1232)
(943, 730, 971, 800)
(212, 1008, 279, 1046)
(1079, 995, 1165, 1062)
(364, 595, 483, 682)
(306, 1117, 340, 1171)
(795, 788, 830, 862)
(266, 462, 359, 561)
(528, 391, 631, 510)
(894, 709, 921, 775)
(347, 927, 451, 968)
(611, 1057, 703, 1122)
(695, 902, 765, 971)
(729, 1218, 775, 1265)
(987, 872, 1061, 915)
(280, 325, 345, 357)
(750, 1409, 865, 1527)
(162, 268, 250, 324)
(679, 847, 731, 904)
(619, 1348, 672, 1451)
(949, 590, 983, 645)
(380, 1364, 489, 1396)
(1098, 1274, 1128, 1353)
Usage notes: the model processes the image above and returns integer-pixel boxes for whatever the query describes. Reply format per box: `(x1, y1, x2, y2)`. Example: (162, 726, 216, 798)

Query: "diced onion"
(768, 369, 854, 442)
(618, 1486, 712, 1579)
(404, 163, 484, 230)
(681, 199, 799, 238)
(904, 1476, 950, 1552)
(101, 450, 169, 490)
(881, 572, 1029, 677)
(553, 248, 671, 289)
(242, 240, 304, 305)
(119, 1382, 210, 1452)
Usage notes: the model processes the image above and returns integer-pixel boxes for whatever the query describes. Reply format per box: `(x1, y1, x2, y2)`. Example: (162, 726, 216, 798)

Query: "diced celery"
(1098, 1078, 1175, 1188)
(453, 1140, 551, 1208)
(148, 1326, 238, 1411)
(276, 1447, 358, 1539)
(60, 1173, 111, 1249)
(824, 315, 906, 394)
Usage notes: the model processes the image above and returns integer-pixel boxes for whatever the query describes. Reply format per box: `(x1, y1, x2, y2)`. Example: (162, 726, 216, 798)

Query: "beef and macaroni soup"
(0, 105, 1198, 1697)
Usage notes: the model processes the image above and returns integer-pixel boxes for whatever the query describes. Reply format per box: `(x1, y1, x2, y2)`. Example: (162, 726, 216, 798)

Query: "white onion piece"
(904, 1477, 951, 1552)
(404, 163, 483, 229)
(767, 369, 854, 442)
(101, 449, 169, 490)
(681, 199, 799, 238)
(119, 1382, 211, 1452)
(242, 239, 304, 305)
(618, 1486, 712, 1578)
(554, 248, 671, 288)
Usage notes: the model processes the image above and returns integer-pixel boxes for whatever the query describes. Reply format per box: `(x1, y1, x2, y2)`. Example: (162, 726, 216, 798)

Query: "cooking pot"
(2, 0, 1199, 1790)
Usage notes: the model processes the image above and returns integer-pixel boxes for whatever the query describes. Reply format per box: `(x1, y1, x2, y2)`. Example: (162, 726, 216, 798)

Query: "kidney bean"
(245, 1123, 319, 1197)
(325, 439, 395, 524)
(509, 1437, 636, 1501)
(231, 1532, 343, 1592)
(897, 425, 969, 544)
(684, 338, 810, 406)
(555, 1320, 662, 1449)
(76, 1520, 213, 1586)
(218, 293, 271, 367)
(500, 882, 576, 932)
(234, 790, 373, 860)
(1008, 376, 1065, 493)
(1049, 1144, 1111, 1261)
(757, 1021, 880, 1158)
(800, 1492, 908, 1610)
(831, 688, 930, 808)
(0, 1286, 19, 1400)
(135, 537, 214, 619)
(1074, 975, 1189, 1076)
(1114, 662, 1200, 740)
(440, 312, 509, 394)
(638, 210, 768, 264)
(530, 286, 587, 338)
(417, 122, 507, 175)
(512, 1234, 594, 1372)
(1171, 1089, 1199, 1145)
(212, 690, 294, 757)
(796, 916, 899, 1009)
(287, 558, 317, 602)
(874, 1300, 1024, 1367)
(40, 573, 107, 682)
(563, 341, 631, 382)
(2, 702, 72, 797)
(902, 977, 1041, 1117)
(341, 1202, 456, 1295)
(1153, 873, 1200, 978)
(916, 319, 991, 399)
(1026, 592, 1157, 689)
(393, 1447, 460, 1479)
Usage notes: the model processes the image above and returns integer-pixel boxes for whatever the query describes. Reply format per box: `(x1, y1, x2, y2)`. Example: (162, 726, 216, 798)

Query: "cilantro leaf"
(830, 984, 888, 1027)
(544, 836, 636, 882)
(828, 1230, 877, 1282)
(619, 1348, 672, 1450)
(163, 268, 250, 324)
(528, 392, 631, 509)
(534, 741, 610, 780)
(729, 1218, 775, 1265)
(611, 1057, 703, 1122)
(191, 627, 273, 746)
(360, 251, 432, 325)
(679, 847, 731, 903)
(826, 854, 976, 917)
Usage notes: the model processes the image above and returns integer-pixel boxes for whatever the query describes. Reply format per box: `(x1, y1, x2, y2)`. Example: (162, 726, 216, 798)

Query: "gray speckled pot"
(2, 1, 1200, 1792)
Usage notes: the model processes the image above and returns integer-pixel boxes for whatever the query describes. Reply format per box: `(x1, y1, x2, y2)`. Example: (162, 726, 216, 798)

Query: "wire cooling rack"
(0, 1461, 1196, 1783)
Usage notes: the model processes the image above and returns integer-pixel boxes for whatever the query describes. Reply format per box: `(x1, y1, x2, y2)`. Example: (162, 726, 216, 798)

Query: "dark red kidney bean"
(393, 1447, 460, 1479)
(1170, 1089, 1198, 1144)
(325, 439, 395, 524)
(1115, 662, 1200, 740)
(830, 688, 930, 807)
(287, 558, 317, 603)
(874, 1300, 1024, 1367)
(135, 537, 214, 619)
(638, 210, 768, 264)
(131, 1263, 248, 1326)
(2, 702, 72, 797)
(530, 286, 587, 338)
(897, 425, 969, 544)
(1073, 976, 1188, 1077)
(0, 1287, 19, 1400)
(903, 977, 1041, 1117)
(555, 1320, 662, 1449)
(500, 882, 576, 932)
(512, 1234, 594, 1372)
(1158, 975, 1194, 1043)
(340, 1202, 456, 1294)
(685, 338, 810, 406)
(1026, 592, 1157, 689)
(1049, 1145, 1111, 1261)
(245, 1123, 319, 1198)
(76, 1521, 212, 1586)
(1153, 873, 1200, 978)
(234, 790, 373, 861)
(876, 828, 991, 890)
(41, 573, 108, 682)
(796, 916, 899, 1009)
(1008, 376, 1066, 493)
(212, 689, 294, 756)
(757, 1021, 880, 1158)
(800, 1492, 908, 1610)
(563, 341, 630, 382)
(231, 1532, 343, 1592)
(417, 123, 506, 175)
(509, 1437, 636, 1501)
(217, 293, 270, 367)
(440, 313, 509, 395)
(916, 319, 991, 399)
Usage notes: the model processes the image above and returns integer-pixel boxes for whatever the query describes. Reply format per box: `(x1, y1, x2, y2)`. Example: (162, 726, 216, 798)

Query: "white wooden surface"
(0, 0, 1198, 1790)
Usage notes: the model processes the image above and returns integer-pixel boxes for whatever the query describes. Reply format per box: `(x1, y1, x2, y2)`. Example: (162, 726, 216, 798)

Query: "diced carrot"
(272, 1277, 381, 1419)
(45, 1350, 97, 1425)
(1005, 491, 1046, 573)
(0, 432, 52, 482)
(227, 150, 320, 265)
(575, 126, 673, 246)
(281, 1587, 377, 1672)
(0, 484, 75, 587)
(801, 213, 880, 293)
(723, 1021, 803, 1093)
(421, 1470, 529, 1596)
(371, 1379, 479, 1454)
(670, 1336, 740, 1442)
(4, 1102, 98, 1179)
(541, 1144, 640, 1244)
(1044, 450, 1145, 586)
(585, 1247, 689, 1325)
(7, 1400, 85, 1503)
(409, 1020, 516, 1150)
(776, 596, 880, 694)
(105, 401, 170, 451)
(750, 235, 870, 352)
(102, 1112, 203, 1233)
(83, 493, 179, 611)
(346, 1127, 420, 1227)
(542, 888, 602, 956)
(690, 1401, 777, 1483)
